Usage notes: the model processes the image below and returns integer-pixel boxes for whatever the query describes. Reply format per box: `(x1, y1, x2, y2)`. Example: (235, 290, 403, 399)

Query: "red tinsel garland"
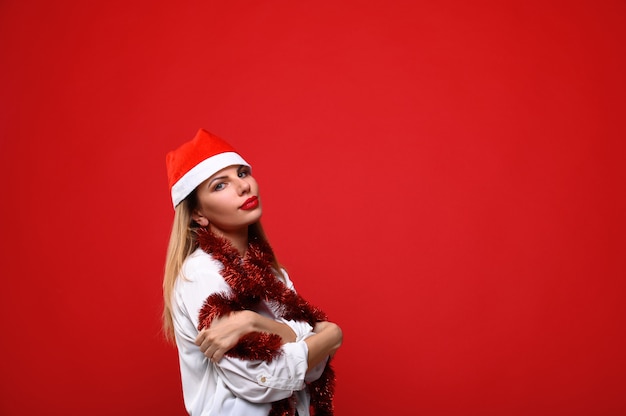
(196, 227, 335, 416)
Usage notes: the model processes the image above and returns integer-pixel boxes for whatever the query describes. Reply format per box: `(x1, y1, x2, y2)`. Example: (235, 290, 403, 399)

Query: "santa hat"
(166, 129, 250, 208)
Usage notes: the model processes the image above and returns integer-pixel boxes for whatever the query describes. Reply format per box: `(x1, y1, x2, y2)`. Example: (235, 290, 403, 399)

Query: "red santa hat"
(166, 129, 250, 208)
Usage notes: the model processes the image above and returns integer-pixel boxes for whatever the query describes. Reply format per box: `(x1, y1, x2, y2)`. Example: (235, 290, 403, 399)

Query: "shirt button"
(260, 376, 267, 383)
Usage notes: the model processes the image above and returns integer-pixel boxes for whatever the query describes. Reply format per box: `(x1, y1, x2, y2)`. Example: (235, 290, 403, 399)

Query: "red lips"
(240, 196, 259, 210)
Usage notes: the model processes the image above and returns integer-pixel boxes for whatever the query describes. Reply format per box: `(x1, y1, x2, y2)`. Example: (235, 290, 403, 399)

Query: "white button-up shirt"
(172, 248, 326, 415)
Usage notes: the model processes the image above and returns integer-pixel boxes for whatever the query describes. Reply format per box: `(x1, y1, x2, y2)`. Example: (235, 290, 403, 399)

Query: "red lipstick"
(240, 196, 259, 210)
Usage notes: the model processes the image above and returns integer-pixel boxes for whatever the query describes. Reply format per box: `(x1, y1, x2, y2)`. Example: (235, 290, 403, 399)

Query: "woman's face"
(192, 165, 262, 235)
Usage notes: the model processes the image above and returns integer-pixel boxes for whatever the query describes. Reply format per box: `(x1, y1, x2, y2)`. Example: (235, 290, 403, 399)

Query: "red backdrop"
(1, 1, 625, 415)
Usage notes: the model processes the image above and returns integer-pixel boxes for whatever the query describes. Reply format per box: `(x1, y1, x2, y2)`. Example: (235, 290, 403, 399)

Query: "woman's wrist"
(241, 310, 296, 343)
(239, 310, 258, 334)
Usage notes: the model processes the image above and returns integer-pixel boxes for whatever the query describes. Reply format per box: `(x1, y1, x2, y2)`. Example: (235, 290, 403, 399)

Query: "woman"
(163, 129, 342, 415)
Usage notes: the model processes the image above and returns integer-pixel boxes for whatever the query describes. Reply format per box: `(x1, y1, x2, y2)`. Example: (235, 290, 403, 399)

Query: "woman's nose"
(237, 178, 251, 194)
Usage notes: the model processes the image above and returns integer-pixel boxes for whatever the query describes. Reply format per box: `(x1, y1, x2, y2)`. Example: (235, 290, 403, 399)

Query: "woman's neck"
(209, 225, 248, 256)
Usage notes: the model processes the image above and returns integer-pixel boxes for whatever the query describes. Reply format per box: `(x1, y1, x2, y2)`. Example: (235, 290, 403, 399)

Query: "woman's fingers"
(195, 313, 253, 362)
(194, 328, 208, 346)
(195, 328, 227, 361)
(211, 349, 224, 362)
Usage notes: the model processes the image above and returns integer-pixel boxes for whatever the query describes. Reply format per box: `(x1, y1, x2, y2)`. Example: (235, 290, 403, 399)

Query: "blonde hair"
(162, 194, 283, 342)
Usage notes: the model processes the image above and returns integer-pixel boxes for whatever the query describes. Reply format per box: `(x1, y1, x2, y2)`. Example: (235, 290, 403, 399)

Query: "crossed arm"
(195, 310, 342, 371)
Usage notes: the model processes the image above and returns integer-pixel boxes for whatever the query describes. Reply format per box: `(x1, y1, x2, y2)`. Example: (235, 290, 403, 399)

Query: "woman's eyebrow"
(208, 175, 228, 186)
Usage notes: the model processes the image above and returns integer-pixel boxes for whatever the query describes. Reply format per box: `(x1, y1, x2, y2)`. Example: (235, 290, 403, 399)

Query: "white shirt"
(172, 248, 326, 415)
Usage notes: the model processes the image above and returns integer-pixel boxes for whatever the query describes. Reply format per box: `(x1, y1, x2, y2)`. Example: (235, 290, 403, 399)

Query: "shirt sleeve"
(214, 341, 310, 403)
(300, 331, 330, 383)
(278, 318, 314, 341)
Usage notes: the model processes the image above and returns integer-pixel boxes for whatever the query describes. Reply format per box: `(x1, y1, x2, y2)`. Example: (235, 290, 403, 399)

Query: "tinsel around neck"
(195, 227, 327, 325)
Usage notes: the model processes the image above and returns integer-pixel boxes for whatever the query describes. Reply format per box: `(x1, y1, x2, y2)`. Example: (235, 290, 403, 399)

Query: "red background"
(1, 1, 625, 415)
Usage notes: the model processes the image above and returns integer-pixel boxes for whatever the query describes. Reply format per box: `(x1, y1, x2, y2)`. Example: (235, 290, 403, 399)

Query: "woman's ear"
(192, 210, 209, 227)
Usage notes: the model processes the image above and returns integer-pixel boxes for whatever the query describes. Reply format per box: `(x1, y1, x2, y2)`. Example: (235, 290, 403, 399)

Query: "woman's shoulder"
(183, 247, 222, 270)
(176, 248, 227, 290)
(172, 249, 231, 330)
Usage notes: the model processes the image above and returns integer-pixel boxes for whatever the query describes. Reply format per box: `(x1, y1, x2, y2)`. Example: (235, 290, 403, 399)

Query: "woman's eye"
(213, 183, 225, 191)
(238, 170, 249, 178)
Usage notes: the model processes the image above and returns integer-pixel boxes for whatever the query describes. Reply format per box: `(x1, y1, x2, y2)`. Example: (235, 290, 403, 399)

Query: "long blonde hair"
(162, 193, 282, 342)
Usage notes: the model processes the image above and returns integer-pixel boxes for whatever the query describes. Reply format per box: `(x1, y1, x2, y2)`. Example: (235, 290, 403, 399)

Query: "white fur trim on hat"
(171, 152, 250, 208)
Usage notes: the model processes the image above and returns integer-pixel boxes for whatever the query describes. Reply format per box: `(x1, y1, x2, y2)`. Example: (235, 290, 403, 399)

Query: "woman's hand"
(195, 311, 254, 362)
